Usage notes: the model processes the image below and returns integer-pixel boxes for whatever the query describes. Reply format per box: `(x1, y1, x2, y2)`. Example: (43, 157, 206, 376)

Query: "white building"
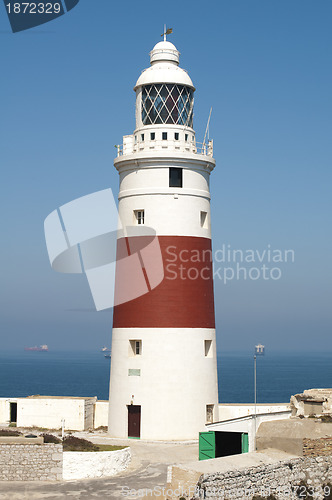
(0, 396, 109, 431)
(205, 409, 291, 454)
(0, 397, 290, 438)
(108, 37, 219, 440)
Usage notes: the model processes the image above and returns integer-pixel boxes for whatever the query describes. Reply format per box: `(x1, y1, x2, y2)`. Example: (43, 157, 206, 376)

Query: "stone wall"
(193, 456, 332, 499)
(303, 437, 332, 457)
(290, 389, 332, 418)
(0, 443, 63, 481)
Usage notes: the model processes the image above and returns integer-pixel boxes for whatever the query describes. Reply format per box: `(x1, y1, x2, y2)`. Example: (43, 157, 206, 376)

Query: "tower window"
(169, 168, 183, 188)
(206, 404, 214, 423)
(162, 132, 168, 140)
(129, 340, 142, 356)
(150, 132, 155, 140)
(185, 134, 188, 142)
(204, 340, 212, 357)
(200, 211, 208, 229)
(141, 134, 144, 141)
(174, 132, 179, 141)
(134, 210, 144, 225)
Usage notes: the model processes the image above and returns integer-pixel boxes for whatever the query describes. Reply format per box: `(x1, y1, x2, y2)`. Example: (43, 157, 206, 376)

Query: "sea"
(0, 350, 330, 403)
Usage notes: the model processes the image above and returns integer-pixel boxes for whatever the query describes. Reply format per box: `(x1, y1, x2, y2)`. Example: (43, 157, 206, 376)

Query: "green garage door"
(241, 432, 249, 453)
(199, 431, 215, 460)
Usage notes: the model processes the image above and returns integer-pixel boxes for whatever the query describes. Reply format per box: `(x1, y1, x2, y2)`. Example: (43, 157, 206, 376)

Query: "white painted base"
(108, 328, 219, 440)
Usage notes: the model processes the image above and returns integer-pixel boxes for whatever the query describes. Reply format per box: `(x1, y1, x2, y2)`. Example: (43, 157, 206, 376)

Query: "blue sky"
(0, 0, 331, 352)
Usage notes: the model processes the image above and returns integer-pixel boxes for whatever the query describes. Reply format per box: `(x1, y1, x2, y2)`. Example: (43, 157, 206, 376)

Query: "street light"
(254, 344, 265, 450)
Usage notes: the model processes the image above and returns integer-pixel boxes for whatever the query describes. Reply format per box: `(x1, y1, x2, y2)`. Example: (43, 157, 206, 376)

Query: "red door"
(128, 405, 141, 438)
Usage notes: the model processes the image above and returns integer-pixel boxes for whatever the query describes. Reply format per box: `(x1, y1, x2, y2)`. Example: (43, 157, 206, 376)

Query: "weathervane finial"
(161, 25, 173, 41)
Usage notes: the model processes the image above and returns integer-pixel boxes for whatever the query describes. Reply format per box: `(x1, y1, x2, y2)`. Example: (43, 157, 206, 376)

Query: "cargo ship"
(24, 345, 49, 352)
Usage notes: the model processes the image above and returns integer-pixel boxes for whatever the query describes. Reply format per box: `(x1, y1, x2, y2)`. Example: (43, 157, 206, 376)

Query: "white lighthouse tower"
(108, 36, 219, 440)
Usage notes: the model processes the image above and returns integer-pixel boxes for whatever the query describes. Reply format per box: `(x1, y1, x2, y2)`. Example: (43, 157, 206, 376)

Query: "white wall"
(117, 160, 213, 239)
(94, 401, 109, 429)
(16, 398, 86, 431)
(218, 404, 290, 422)
(63, 447, 131, 480)
(0, 397, 109, 431)
(0, 399, 9, 425)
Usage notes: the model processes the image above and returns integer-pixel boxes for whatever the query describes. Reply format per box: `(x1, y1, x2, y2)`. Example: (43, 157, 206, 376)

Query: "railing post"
(208, 139, 213, 156)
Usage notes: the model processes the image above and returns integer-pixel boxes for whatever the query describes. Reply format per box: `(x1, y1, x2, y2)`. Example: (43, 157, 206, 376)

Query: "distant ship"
(24, 345, 49, 352)
(101, 346, 111, 352)
(101, 346, 111, 358)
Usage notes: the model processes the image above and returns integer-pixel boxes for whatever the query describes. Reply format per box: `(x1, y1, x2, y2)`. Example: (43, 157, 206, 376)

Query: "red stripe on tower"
(113, 236, 215, 328)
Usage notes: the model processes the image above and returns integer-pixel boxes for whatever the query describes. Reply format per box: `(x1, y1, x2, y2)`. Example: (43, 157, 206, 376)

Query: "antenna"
(203, 107, 212, 148)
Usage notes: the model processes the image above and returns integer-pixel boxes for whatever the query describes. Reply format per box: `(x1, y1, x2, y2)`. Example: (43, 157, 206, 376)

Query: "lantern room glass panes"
(142, 84, 194, 127)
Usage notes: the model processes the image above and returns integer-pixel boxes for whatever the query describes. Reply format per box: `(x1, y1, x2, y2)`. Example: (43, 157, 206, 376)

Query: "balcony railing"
(115, 137, 213, 158)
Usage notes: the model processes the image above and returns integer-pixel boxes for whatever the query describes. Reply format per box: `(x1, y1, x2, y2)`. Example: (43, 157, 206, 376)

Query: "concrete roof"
(218, 402, 289, 406)
(257, 418, 332, 439)
(208, 410, 291, 426)
(172, 449, 299, 475)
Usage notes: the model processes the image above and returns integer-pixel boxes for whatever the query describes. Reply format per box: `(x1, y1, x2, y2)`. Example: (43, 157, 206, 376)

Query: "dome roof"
(134, 64, 194, 90)
(150, 41, 179, 64)
(134, 40, 195, 91)
(152, 40, 177, 51)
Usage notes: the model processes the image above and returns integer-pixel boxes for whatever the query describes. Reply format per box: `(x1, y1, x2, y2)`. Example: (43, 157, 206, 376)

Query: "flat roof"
(26, 395, 97, 400)
(218, 403, 289, 406)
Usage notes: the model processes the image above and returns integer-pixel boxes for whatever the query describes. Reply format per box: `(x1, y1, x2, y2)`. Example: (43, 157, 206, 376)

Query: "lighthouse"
(108, 36, 219, 440)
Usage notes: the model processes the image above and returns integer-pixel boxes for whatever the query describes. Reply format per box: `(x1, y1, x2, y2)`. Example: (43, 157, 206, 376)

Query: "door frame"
(9, 402, 17, 424)
(127, 404, 141, 439)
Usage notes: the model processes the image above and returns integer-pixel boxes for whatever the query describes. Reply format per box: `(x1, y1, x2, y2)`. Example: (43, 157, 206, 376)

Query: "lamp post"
(254, 344, 265, 450)
(254, 353, 257, 450)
